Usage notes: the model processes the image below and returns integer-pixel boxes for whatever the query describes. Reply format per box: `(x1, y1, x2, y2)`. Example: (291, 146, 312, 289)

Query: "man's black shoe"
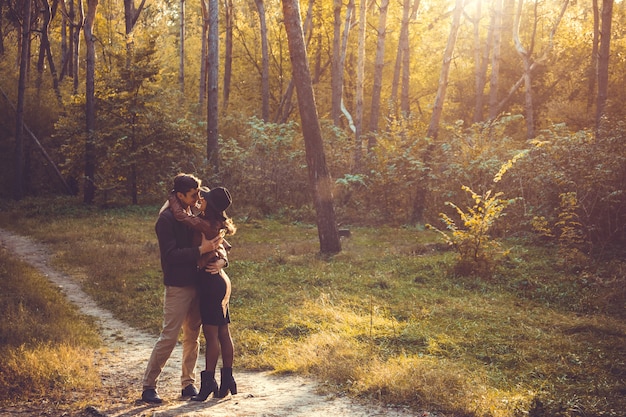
(142, 388, 163, 404)
(181, 384, 198, 397)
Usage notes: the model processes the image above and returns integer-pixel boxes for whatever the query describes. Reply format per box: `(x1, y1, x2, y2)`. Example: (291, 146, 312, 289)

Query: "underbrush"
(0, 247, 101, 406)
(0, 197, 624, 416)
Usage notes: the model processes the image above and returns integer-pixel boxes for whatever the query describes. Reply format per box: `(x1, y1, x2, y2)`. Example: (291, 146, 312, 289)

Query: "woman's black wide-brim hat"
(202, 187, 232, 220)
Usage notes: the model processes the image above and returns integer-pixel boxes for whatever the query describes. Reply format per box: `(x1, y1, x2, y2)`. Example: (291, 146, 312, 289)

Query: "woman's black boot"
(217, 367, 237, 397)
(191, 370, 218, 401)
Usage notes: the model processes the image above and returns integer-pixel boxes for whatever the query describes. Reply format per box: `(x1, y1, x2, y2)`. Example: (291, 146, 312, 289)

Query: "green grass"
(0, 196, 624, 416)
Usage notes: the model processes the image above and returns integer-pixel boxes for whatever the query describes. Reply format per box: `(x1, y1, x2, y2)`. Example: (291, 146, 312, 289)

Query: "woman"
(168, 186, 238, 401)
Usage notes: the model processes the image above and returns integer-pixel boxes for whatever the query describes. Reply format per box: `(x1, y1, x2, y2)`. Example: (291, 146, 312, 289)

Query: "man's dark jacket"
(155, 208, 200, 287)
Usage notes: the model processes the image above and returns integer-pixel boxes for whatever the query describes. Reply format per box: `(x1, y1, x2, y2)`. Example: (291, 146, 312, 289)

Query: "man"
(141, 173, 223, 403)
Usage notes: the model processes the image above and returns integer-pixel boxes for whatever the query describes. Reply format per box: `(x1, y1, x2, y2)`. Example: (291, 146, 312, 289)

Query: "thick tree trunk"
(255, 0, 270, 121)
(206, 0, 219, 173)
(281, 0, 341, 255)
(368, 0, 390, 148)
(83, 0, 98, 204)
(14, 0, 32, 200)
(274, 0, 314, 124)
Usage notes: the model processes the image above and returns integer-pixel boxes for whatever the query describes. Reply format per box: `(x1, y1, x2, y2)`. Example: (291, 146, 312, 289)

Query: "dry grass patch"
(0, 247, 101, 405)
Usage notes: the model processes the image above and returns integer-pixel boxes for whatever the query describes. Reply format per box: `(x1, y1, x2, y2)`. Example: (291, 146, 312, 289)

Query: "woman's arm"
(168, 191, 219, 238)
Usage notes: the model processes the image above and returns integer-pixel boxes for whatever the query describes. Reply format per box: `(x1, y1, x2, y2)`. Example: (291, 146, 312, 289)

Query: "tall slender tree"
(14, 0, 32, 200)
(179, 0, 185, 92)
(0, 0, 5, 56)
(206, 0, 219, 172)
(199, 0, 208, 112)
(368, 0, 390, 149)
(255, 0, 269, 121)
(426, 0, 464, 139)
(471, 0, 492, 123)
(354, 0, 366, 172)
(39, 0, 64, 107)
(513, 0, 536, 139)
(488, 0, 503, 120)
(83, 0, 98, 204)
(391, 0, 419, 118)
(281, 0, 341, 254)
(596, 0, 613, 133)
(222, 0, 233, 113)
(587, 0, 599, 113)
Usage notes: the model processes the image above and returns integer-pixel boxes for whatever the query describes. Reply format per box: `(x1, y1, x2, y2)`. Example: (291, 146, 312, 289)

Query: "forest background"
(0, 0, 625, 250)
(1, 0, 626, 415)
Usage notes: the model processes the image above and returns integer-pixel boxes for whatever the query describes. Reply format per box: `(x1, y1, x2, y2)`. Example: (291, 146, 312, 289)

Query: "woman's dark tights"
(203, 324, 234, 371)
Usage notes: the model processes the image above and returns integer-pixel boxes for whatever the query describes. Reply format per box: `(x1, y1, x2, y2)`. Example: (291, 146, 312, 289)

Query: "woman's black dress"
(197, 270, 230, 326)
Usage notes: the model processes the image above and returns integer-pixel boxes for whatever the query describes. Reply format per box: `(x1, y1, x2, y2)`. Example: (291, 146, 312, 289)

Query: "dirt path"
(0, 228, 428, 417)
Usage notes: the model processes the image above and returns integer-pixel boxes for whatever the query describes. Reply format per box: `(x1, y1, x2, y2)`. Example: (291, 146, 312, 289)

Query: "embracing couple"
(141, 173, 238, 403)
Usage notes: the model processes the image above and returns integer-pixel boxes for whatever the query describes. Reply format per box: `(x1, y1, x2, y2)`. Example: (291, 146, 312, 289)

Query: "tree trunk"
(274, 0, 314, 124)
(488, 0, 503, 120)
(391, 0, 418, 118)
(222, 0, 233, 114)
(2, 88, 74, 194)
(59, 0, 68, 80)
(331, 0, 342, 125)
(596, 0, 613, 134)
(587, 0, 599, 112)
(513, 0, 535, 139)
(331, 0, 354, 127)
(255, 0, 270, 121)
(72, 0, 84, 95)
(179, 0, 185, 93)
(206, 0, 219, 173)
(14, 0, 32, 200)
(339, 0, 355, 129)
(199, 0, 208, 113)
(472, 0, 492, 123)
(0, 0, 5, 56)
(124, 0, 146, 203)
(426, 0, 463, 139)
(401, 0, 419, 116)
(491, 0, 567, 121)
(367, 0, 389, 148)
(83, 0, 98, 204)
(281, 0, 341, 255)
(42, 0, 64, 109)
(353, 0, 366, 172)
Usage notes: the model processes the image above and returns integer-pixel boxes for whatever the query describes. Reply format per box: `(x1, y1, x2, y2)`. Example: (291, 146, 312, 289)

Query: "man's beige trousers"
(142, 285, 201, 390)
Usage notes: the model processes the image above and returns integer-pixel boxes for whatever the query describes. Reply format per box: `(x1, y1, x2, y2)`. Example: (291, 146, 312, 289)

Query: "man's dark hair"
(173, 173, 201, 194)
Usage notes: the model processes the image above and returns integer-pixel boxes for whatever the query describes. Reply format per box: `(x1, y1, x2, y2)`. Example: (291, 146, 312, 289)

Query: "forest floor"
(0, 228, 435, 417)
